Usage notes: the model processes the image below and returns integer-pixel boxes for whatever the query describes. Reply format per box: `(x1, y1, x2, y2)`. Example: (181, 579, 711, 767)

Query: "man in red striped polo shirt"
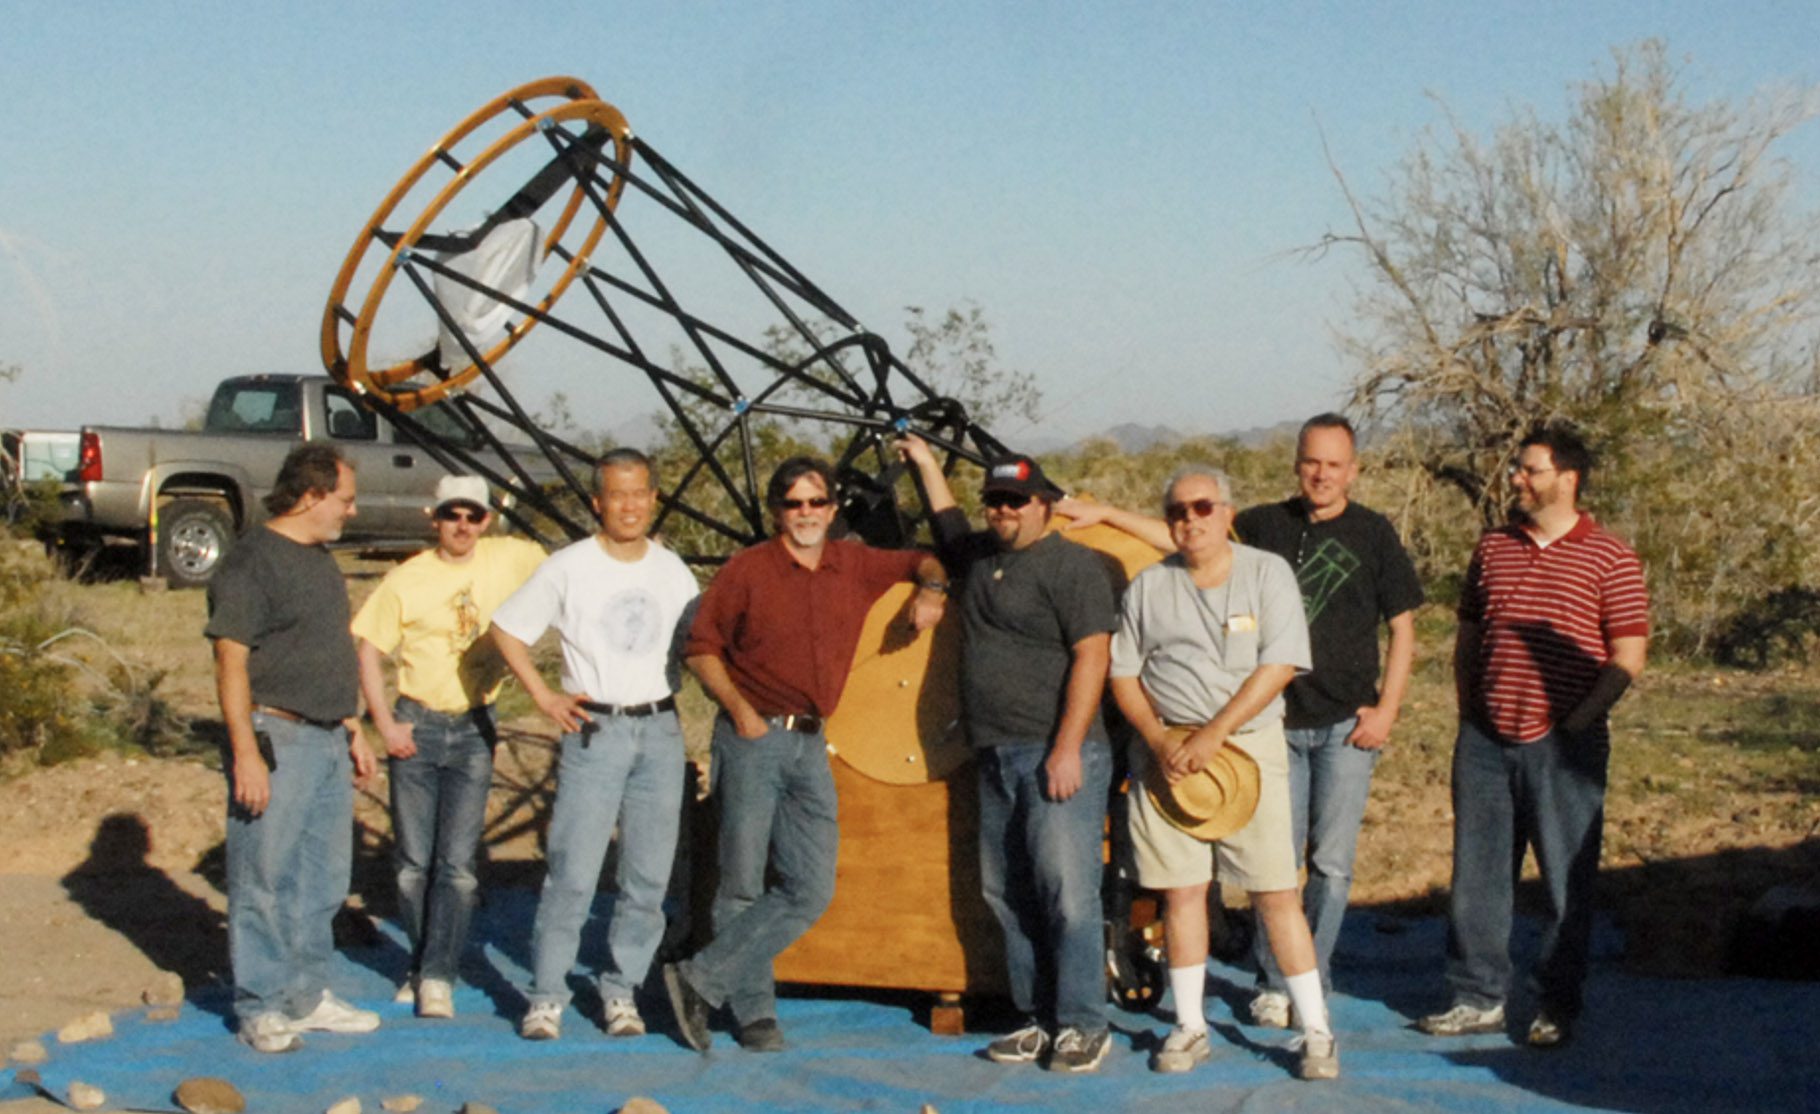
(1418, 423, 1649, 1049)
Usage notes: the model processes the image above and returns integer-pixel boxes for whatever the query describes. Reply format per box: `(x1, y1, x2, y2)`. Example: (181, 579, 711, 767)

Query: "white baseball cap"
(432, 474, 490, 514)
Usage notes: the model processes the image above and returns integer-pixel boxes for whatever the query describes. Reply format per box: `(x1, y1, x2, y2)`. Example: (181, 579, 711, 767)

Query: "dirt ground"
(0, 725, 564, 1066)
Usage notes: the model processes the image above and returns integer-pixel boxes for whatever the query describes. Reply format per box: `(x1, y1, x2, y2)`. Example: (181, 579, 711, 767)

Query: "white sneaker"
(1417, 1001, 1506, 1036)
(1249, 989, 1293, 1029)
(392, 978, 416, 1006)
(293, 990, 380, 1034)
(238, 1011, 301, 1054)
(1152, 1025, 1211, 1073)
(520, 1000, 562, 1041)
(604, 997, 645, 1037)
(416, 978, 454, 1019)
(1296, 1030, 1340, 1080)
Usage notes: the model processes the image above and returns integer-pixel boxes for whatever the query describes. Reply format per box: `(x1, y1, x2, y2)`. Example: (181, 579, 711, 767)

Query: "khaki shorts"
(1127, 720, 1298, 893)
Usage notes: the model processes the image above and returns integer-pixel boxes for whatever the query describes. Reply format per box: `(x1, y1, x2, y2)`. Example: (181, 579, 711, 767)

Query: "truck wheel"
(156, 499, 234, 588)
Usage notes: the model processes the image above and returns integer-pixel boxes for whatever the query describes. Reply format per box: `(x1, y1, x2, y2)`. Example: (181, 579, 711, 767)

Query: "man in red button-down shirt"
(662, 455, 947, 1054)
(1419, 423, 1649, 1049)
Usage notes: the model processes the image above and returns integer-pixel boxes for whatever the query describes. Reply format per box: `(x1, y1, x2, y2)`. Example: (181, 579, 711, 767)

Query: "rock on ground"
(56, 1011, 114, 1044)
(143, 970, 186, 1007)
(7, 1038, 48, 1065)
(174, 1076, 247, 1114)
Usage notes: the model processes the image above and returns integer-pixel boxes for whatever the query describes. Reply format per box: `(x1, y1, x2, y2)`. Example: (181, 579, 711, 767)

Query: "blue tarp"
(6, 890, 1818, 1113)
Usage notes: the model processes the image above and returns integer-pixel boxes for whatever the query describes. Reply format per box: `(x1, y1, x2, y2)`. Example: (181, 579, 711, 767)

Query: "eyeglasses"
(774, 496, 834, 512)
(1164, 498, 1225, 524)
(1507, 464, 1557, 479)
(982, 491, 1034, 510)
(434, 507, 486, 524)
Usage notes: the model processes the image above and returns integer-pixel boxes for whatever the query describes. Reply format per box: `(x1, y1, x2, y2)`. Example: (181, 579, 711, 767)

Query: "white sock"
(1284, 970, 1332, 1037)
(1169, 965, 1207, 1032)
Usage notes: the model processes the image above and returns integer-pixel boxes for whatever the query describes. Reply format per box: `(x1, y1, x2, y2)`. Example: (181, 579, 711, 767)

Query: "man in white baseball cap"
(353, 474, 546, 1018)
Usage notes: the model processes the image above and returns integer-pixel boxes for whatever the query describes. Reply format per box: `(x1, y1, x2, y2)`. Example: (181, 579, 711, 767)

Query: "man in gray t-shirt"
(205, 444, 378, 1054)
(898, 436, 1118, 1075)
(1108, 464, 1339, 1082)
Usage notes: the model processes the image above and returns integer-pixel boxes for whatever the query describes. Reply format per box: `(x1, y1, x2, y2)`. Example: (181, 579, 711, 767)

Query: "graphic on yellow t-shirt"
(450, 584, 481, 654)
(351, 536, 547, 713)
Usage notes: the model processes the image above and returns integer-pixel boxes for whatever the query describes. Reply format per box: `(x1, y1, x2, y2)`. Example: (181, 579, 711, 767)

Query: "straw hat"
(1141, 726, 1261, 841)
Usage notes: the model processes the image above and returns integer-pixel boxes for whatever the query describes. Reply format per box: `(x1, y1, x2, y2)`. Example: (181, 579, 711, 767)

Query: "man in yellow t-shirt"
(352, 475, 545, 1019)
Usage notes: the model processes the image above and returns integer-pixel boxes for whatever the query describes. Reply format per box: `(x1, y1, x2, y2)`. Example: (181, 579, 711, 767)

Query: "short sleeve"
(490, 555, 564, 645)
(1374, 517, 1426, 620)
(350, 576, 405, 653)
(1052, 542, 1118, 647)
(1600, 546, 1651, 640)
(1457, 538, 1489, 625)
(1109, 571, 1150, 678)
(1256, 552, 1312, 671)
(204, 544, 269, 647)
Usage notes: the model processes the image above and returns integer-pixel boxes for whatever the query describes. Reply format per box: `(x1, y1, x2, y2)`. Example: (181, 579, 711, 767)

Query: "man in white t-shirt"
(490, 449, 700, 1041)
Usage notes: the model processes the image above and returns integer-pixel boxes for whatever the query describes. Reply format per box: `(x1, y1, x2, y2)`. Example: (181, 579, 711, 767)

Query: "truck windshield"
(205, 382, 303, 434)
(411, 400, 484, 449)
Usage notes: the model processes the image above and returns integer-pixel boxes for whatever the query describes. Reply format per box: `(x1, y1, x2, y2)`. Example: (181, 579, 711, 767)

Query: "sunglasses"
(982, 491, 1034, 510)
(1163, 498, 1224, 524)
(434, 507, 487, 524)
(774, 496, 835, 511)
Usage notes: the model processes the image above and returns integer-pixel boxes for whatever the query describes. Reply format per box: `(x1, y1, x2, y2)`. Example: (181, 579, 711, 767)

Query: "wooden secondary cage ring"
(321, 76, 631, 411)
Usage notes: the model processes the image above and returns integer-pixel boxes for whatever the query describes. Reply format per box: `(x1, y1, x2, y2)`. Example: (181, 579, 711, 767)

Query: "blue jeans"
(530, 712, 686, 1005)
(1254, 716, 1378, 993)
(680, 715, 838, 1026)
(1444, 719, 1608, 1019)
(977, 740, 1112, 1033)
(389, 698, 495, 984)
(226, 713, 353, 1022)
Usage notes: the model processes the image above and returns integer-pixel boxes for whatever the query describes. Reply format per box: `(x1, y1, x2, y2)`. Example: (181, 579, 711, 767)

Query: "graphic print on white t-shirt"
(600, 587, 662, 656)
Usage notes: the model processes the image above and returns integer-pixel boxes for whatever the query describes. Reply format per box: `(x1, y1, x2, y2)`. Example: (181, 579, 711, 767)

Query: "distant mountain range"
(1020, 419, 1302, 456)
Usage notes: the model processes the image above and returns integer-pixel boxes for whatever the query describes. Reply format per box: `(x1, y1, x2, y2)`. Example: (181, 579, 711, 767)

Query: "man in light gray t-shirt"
(1108, 464, 1338, 1082)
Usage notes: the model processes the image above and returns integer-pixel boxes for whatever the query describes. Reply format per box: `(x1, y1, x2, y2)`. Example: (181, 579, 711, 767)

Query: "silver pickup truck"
(60, 373, 541, 587)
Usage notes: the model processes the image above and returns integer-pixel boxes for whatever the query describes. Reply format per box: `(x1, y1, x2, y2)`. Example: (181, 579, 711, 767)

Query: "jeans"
(226, 713, 353, 1022)
(977, 739, 1112, 1033)
(1444, 719, 1609, 1019)
(530, 711, 686, 1005)
(680, 714, 838, 1026)
(389, 698, 495, 984)
(1255, 716, 1378, 993)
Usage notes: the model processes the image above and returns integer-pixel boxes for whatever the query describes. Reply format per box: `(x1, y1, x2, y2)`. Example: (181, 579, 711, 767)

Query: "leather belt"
(254, 705, 345, 730)
(580, 696, 678, 718)
(766, 713, 824, 735)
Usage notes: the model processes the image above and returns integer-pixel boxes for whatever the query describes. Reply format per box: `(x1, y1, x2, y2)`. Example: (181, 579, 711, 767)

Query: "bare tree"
(1320, 40, 1820, 521)
(1317, 41, 1820, 652)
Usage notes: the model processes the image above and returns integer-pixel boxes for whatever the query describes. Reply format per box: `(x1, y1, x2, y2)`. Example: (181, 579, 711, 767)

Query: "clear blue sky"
(4, 1, 1817, 446)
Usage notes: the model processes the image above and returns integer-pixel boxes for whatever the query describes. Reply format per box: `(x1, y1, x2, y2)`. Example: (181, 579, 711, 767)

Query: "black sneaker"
(1048, 1026, 1111, 1073)
(985, 1022, 1050, 1065)
(662, 963, 712, 1052)
(736, 1018, 787, 1052)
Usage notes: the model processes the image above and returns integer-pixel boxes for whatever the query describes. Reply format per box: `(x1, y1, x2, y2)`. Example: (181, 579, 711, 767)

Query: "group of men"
(208, 412, 1647, 1081)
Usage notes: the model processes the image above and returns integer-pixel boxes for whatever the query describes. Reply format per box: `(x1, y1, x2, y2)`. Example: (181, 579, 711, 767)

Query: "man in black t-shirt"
(1231, 414, 1423, 1023)
(1057, 413, 1422, 1025)
(898, 436, 1118, 1075)
(205, 444, 379, 1053)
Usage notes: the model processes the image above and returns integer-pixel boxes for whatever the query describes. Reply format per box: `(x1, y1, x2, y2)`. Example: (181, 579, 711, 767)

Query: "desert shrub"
(0, 544, 184, 765)
(1709, 587, 1820, 670)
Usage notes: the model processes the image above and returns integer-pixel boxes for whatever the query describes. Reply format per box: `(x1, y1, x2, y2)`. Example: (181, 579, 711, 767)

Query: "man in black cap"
(897, 437, 1119, 1074)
